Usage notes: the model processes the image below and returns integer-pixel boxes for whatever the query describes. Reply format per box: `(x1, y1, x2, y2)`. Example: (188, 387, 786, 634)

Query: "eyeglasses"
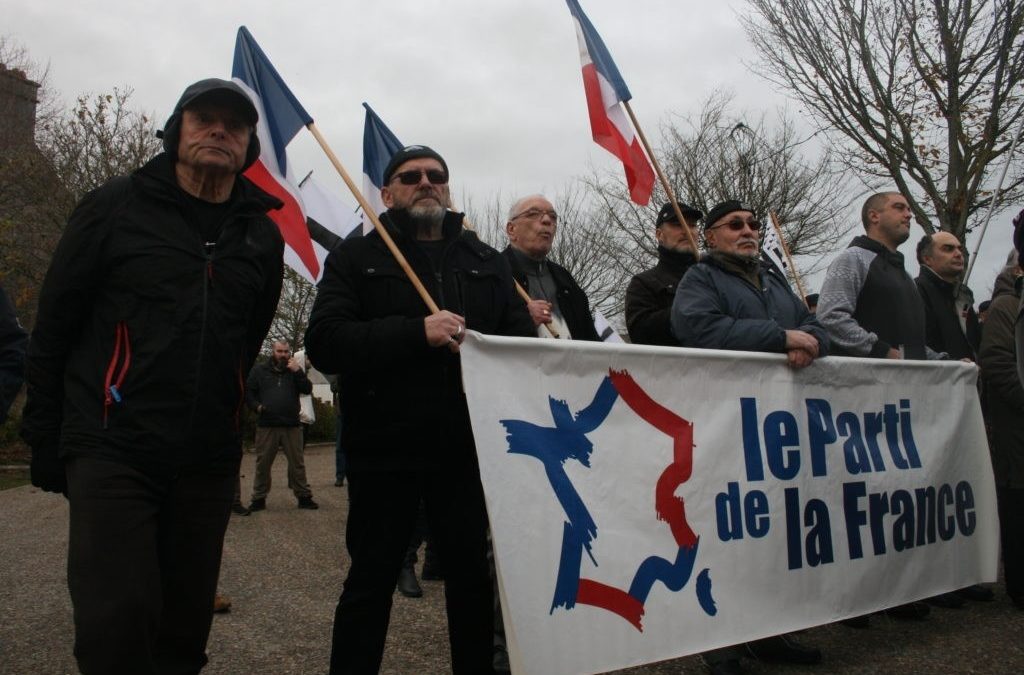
(707, 218, 763, 233)
(510, 208, 559, 223)
(390, 169, 448, 186)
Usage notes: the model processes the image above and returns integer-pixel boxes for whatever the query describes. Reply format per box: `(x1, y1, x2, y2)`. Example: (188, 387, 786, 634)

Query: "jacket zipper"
(187, 239, 217, 430)
(102, 321, 132, 428)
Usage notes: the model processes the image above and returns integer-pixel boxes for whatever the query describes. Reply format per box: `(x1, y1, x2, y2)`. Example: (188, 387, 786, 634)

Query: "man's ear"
(505, 221, 516, 241)
(381, 186, 394, 209)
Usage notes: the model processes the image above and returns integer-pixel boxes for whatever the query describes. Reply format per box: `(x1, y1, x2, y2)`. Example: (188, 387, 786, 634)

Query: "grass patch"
(0, 469, 30, 491)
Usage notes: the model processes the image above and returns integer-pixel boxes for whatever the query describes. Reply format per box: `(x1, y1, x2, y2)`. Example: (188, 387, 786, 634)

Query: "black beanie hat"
(703, 200, 755, 230)
(382, 145, 449, 185)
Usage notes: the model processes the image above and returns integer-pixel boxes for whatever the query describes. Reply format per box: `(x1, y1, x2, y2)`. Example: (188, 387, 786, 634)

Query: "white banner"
(461, 333, 998, 675)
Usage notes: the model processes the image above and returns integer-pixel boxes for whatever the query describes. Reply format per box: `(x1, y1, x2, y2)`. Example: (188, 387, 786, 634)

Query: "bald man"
(915, 231, 980, 360)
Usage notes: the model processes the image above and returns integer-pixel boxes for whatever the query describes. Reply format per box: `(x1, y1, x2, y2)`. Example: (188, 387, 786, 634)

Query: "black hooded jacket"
(21, 153, 284, 475)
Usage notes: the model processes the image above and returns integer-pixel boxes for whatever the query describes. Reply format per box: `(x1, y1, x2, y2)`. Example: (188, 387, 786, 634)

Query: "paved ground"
(2, 444, 1024, 674)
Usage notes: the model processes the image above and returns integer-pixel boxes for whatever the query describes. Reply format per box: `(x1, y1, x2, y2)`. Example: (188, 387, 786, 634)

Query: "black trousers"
(329, 465, 493, 674)
(65, 456, 236, 675)
(998, 486, 1024, 602)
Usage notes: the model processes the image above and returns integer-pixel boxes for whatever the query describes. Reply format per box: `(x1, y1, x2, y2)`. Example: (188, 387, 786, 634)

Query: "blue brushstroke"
(696, 568, 716, 616)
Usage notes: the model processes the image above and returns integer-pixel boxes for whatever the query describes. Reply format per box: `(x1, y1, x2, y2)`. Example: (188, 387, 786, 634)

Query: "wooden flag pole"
(305, 122, 440, 314)
(459, 214, 560, 339)
(768, 211, 810, 308)
(623, 101, 701, 253)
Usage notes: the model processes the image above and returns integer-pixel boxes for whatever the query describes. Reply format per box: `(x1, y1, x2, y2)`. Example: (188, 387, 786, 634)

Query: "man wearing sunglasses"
(625, 201, 703, 346)
(502, 194, 600, 341)
(671, 200, 828, 370)
(305, 145, 533, 674)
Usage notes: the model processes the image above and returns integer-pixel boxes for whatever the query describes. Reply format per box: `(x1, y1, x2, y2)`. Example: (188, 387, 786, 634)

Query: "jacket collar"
(132, 153, 284, 215)
(379, 209, 494, 261)
(850, 234, 905, 267)
(656, 246, 697, 274)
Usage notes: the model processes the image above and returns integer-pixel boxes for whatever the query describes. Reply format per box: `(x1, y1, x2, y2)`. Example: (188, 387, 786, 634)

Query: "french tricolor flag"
(232, 26, 321, 282)
(360, 102, 404, 234)
(565, 0, 655, 206)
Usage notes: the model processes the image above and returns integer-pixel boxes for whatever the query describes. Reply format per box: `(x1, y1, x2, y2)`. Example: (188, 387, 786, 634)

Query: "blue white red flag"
(565, 0, 655, 206)
(232, 26, 321, 282)
(361, 102, 405, 233)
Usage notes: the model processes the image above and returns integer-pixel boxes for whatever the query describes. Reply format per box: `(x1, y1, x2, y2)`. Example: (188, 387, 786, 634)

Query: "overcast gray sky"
(4, 0, 1018, 299)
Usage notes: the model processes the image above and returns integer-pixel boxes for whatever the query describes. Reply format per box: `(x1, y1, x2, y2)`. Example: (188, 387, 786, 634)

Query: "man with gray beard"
(305, 145, 534, 674)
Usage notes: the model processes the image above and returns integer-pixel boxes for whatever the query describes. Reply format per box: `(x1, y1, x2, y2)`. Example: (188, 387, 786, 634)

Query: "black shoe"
(886, 601, 930, 620)
(956, 584, 995, 602)
(840, 615, 871, 629)
(248, 498, 266, 512)
(747, 634, 822, 665)
(231, 503, 251, 516)
(297, 496, 319, 510)
(925, 592, 966, 609)
(334, 478, 344, 487)
(701, 657, 744, 675)
(396, 566, 422, 598)
(421, 564, 444, 581)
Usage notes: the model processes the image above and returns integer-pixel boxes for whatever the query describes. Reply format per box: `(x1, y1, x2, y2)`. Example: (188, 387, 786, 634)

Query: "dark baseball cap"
(655, 201, 703, 227)
(174, 78, 258, 126)
(382, 145, 449, 185)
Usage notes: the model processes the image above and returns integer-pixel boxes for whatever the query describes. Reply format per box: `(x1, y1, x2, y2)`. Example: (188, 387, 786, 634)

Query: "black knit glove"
(29, 438, 67, 495)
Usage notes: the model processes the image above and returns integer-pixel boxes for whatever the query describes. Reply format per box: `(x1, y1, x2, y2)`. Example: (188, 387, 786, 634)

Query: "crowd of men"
(2, 74, 1023, 675)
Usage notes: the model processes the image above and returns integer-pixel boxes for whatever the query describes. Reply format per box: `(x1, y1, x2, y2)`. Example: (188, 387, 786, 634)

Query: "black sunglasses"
(390, 169, 448, 186)
(708, 218, 763, 233)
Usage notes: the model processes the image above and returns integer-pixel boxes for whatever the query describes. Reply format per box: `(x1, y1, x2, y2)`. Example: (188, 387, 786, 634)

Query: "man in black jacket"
(21, 78, 284, 674)
(305, 145, 533, 674)
(502, 194, 599, 341)
(0, 282, 27, 424)
(625, 201, 702, 345)
(246, 340, 317, 511)
(915, 231, 979, 360)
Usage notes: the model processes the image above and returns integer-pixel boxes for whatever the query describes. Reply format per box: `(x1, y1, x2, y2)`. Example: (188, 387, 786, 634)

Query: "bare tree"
(39, 88, 162, 206)
(266, 267, 315, 354)
(1, 39, 161, 326)
(742, 0, 1024, 240)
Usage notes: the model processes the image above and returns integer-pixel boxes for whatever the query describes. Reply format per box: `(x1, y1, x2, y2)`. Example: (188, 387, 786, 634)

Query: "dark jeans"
(998, 485, 1024, 602)
(329, 467, 493, 674)
(65, 456, 236, 675)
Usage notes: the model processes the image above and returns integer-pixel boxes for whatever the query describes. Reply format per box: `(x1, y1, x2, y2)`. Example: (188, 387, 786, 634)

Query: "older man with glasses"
(502, 194, 601, 341)
(305, 145, 534, 674)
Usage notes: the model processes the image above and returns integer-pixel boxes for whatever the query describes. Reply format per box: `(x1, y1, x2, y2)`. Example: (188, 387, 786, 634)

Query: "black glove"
(29, 438, 68, 495)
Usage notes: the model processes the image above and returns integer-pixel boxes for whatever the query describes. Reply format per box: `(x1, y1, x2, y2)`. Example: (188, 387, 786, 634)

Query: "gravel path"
(2, 444, 1022, 674)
